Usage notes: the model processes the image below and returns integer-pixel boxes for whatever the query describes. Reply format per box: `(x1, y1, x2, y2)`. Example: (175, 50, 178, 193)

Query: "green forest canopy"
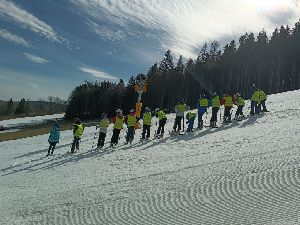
(65, 22, 300, 119)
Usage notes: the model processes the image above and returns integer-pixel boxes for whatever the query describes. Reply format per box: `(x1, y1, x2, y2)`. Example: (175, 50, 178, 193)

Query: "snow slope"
(0, 113, 64, 128)
(1, 90, 300, 225)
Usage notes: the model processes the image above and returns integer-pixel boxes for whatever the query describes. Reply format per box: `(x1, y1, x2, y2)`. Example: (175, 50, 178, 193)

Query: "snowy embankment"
(1, 90, 300, 225)
(0, 113, 64, 129)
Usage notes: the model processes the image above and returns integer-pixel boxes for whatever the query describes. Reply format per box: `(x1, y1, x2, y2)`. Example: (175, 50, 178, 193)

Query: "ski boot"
(197, 122, 203, 130)
(211, 122, 218, 128)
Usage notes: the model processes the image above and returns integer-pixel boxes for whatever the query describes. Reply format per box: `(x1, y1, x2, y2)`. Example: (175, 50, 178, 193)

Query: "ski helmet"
(116, 109, 122, 113)
(101, 113, 107, 118)
(145, 107, 150, 112)
(180, 97, 184, 103)
(155, 108, 160, 112)
(129, 109, 135, 113)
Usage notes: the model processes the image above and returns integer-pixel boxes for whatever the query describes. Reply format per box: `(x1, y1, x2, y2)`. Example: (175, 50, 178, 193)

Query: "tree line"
(65, 21, 300, 119)
(0, 97, 67, 117)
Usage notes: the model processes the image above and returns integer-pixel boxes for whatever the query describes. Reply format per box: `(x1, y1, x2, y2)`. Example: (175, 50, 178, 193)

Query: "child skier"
(221, 93, 233, 123)
(250, 86, 261, 116)
(141, 107, 152, 140)
(197, 94, 209, 129)
(259, 89, 268, 112)
(173, 98, 188, 132)
(155, 108, 167, 138)
(234, 93, 245, 120)
(125, 109, 137, 144)
(210, 92, 221, 128)
(110, 109, 124, 147)
(71, 118, 84, 154)
(186, 112, 197, 132)
(97, 113, 109, 149)
(47, 121, 60, 156)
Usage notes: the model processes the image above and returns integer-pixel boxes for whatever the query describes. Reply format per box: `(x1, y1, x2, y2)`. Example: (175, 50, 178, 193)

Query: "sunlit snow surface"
(0, 113, 64, 128)
(1, 90, 300, 225)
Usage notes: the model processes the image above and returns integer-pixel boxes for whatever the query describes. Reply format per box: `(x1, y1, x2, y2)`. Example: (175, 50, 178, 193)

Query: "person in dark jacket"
(47, 121, 60, 156)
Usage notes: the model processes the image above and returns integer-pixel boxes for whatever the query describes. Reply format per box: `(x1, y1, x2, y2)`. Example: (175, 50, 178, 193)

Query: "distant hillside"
(0, 98, 67, 120)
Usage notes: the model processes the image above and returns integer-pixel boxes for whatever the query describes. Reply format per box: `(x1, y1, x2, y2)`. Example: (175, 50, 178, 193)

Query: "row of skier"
(46, 87, 268, 156)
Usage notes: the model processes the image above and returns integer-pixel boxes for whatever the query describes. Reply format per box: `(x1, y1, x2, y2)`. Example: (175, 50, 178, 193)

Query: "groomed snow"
(1, 90, 300, 225)
(0, 113, 64, 128)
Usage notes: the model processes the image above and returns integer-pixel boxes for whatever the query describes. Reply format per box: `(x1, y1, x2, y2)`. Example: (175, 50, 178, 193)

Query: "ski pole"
(182, 112, 185, 132)
(92, 125, 99, 149)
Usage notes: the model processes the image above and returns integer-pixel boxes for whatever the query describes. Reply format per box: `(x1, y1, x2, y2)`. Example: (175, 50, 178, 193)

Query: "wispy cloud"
(23, 53, 50, 64)
(0, 0, 67, 44)
(86, 19, 126, 42)
(0, 29, 30, 47)
(71, 0, 300, 58)
(79, 66, 118, 81)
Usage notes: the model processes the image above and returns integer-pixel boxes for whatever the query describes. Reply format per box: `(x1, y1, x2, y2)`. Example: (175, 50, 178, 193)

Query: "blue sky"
(1, 0, 299, 100)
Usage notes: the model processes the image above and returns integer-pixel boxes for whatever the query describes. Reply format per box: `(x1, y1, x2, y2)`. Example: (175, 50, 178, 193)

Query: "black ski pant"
(111, 129, 121, 145)
(173, 116, 183, 132)
(235, 105, 244, 117)
(223, 107, 232, 121)
(142, 125, 151, 139)
(260, 100, 267, 111)
(157, 118, 167, 135)
(198, 112, 206, 128)
(71, 137, 81, 153)
(48, 142, 57, 155)
(210, 107, 219, 123)
(250, 100, 260, 115)
(126, 126, 135, 142)
(97, 132, 106, 148)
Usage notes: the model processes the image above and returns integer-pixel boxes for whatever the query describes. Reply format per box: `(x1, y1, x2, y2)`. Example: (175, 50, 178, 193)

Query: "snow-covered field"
(0, 113, 64, 128)
(1, 90, 300, 225)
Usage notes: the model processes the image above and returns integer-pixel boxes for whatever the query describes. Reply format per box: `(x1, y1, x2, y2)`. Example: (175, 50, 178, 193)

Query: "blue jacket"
(48, 124, 60, 143)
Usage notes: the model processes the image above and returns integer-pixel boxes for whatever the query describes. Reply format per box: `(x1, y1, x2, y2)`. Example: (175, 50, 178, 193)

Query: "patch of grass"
(0, 123, 73, 142)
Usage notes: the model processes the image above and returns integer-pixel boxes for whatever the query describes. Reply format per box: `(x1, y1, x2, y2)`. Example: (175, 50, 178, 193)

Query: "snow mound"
(1, 90, 300, 225)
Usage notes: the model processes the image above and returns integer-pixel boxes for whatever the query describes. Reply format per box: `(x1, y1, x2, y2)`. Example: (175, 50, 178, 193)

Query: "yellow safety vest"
(99, 118, 109, 128)
(177, 104, 187, 112)
(143, 112, 152, 126)
(259, 91, 267, 101)
(113, 117, 124, 129)
(127, 115, 137, 127)
(157, 111, 167, 120)
(251, 90, 260, 102)
(74, 124, 84, 138)
(199, 98, 209, 107)
(212, 96, 220, 108)
(224, 96, 233, 107)
(187, 112, 196, 119)
(236, 96, 245, 106)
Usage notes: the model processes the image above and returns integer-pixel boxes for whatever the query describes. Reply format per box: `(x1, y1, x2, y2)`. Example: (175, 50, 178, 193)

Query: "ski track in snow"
(1, 90, 300, 225)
